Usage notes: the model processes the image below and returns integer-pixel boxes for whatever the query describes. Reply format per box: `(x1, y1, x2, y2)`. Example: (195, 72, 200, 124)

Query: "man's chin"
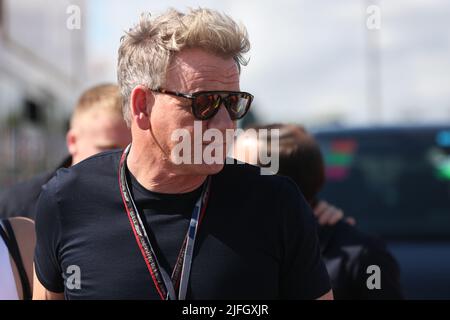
(203, 162, 225, 175)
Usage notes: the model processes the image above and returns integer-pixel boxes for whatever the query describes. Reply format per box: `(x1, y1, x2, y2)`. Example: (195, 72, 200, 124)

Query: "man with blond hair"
(66, 83, 131, 166)
(33, 8, 332, 300)
(0, 84, 130, 299)
(0, 84, 131, 220)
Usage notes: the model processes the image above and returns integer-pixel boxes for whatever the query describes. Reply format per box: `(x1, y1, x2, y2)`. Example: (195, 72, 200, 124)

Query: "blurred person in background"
(0, 84, 131, 220)
(234, 123, 403, 299)
(32, 8, 332, 300)
(0, 83, 130, 300)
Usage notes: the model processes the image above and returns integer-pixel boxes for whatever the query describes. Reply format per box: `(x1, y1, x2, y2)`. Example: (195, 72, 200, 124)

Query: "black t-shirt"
(34, 150, 330, 299)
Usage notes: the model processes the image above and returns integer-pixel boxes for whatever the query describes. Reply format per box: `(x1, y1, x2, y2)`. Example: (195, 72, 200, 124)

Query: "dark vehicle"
(314, 125, 450, 299)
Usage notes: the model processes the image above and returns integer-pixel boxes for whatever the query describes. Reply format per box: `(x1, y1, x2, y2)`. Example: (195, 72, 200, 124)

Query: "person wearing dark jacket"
(0, 84, 131, 220)
(234, 123, 404, 299)
(0, 157, 72, 220)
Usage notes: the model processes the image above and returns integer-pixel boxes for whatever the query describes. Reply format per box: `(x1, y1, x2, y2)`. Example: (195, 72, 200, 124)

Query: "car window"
(316, 128, 450, 239)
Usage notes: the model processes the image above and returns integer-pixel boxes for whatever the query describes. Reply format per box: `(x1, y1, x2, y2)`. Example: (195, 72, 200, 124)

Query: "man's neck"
(126, 144, 207, 194)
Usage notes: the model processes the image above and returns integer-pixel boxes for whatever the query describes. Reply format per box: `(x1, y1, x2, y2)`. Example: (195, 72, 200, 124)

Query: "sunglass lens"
(193, 94, 221, 120)
(226, 94, 251, 120)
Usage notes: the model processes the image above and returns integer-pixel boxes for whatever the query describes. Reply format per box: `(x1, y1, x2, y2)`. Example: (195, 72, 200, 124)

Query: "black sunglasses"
(152, 88, 254, 121)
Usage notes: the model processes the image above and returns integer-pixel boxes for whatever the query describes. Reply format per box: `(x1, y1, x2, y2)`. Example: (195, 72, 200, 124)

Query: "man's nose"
(207, 102, 236, 131)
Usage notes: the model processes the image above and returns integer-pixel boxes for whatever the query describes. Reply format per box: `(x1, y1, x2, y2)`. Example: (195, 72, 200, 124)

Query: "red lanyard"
(118, 145, 211, 300)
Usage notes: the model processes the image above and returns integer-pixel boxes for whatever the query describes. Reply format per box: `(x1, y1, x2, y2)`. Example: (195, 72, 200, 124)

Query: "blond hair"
(117, 8, 251, 126)
(70, 83, 123, 129)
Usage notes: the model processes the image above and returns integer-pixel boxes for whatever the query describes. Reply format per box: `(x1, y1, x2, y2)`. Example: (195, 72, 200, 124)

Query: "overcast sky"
(83, 0, 450, 126)
(3, 0, 450, 126)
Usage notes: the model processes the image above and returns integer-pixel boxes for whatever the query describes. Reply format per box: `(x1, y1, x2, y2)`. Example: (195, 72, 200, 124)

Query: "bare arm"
(316, 289, 334, 300)
(9, 217, 36, 299)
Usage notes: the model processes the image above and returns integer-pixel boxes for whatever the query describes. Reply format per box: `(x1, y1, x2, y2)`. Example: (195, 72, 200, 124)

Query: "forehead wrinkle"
(194, 63, 237, 72)
(225, 63, 239, 75)
(171, 55, 238, 74)
(168, 69, 239, 92)
(188, 78, 239, 90)
(184, 65, 239, 82)
(187, 70, 239, 82)
(190, 69, 239, 81)
(167, 56, 240, 92)
(188, 64, 239, 79)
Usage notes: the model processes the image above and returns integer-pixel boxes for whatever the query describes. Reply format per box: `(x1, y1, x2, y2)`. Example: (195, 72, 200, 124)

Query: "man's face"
(150, 48, 239, 175)
(68, 110, 132, 165)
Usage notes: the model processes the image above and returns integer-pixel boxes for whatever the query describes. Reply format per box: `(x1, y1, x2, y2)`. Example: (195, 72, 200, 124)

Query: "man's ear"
(66, 129, 77, 158)
(130, 85, 154, 130)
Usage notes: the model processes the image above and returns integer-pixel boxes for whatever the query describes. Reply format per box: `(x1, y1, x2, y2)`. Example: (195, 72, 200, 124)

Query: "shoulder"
(8, 217, 35, 234)
(44, 150, 122, 199)
(214, 160, 310, 220)
(217, 159, 301, 196)
(4, 172, 53, 196)
(34, 150, 123, 232)
(1, 216, 35, 239)
(0, 171, 55, 219)
(62, 149, 122, 179)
